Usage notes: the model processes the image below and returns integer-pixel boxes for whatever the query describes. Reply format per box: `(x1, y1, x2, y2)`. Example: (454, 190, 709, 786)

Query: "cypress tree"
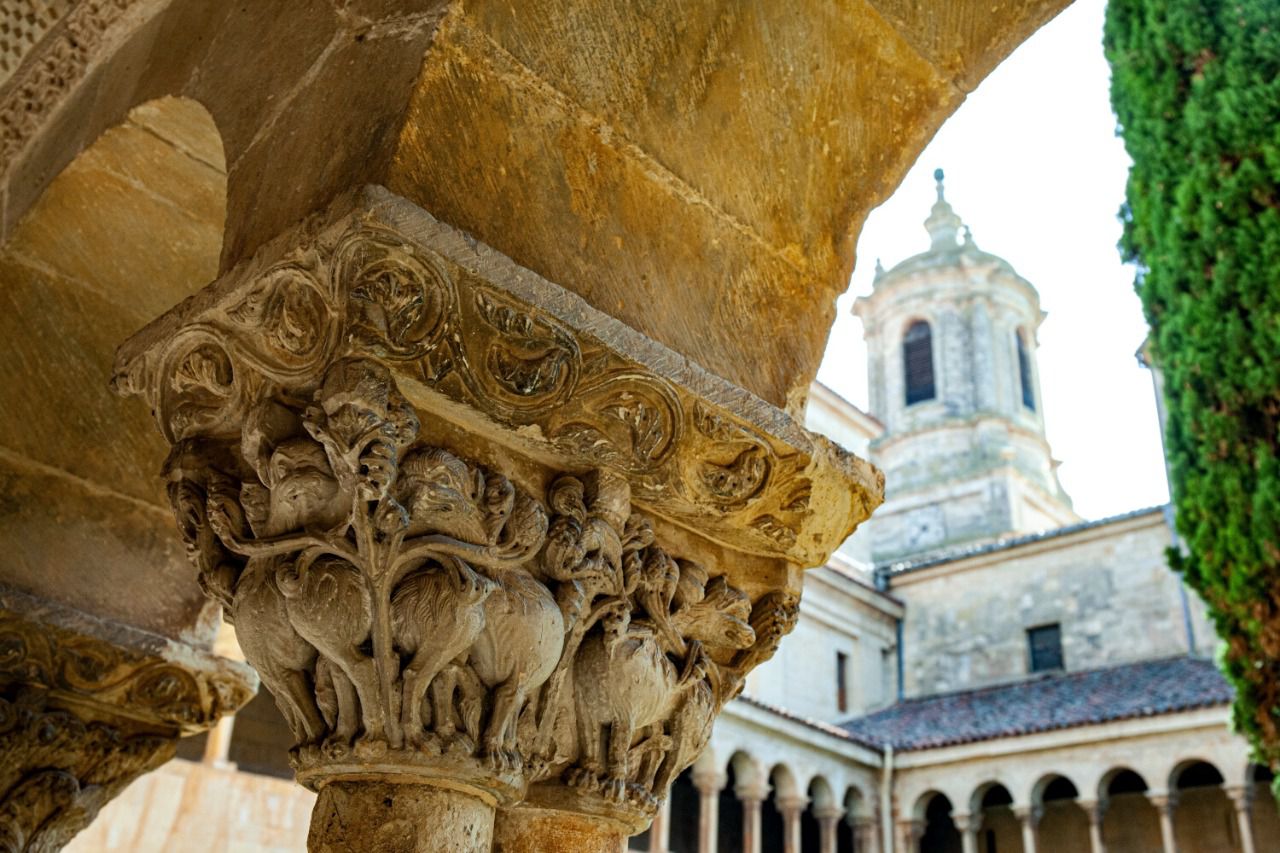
(1105, 0, 1280, 765)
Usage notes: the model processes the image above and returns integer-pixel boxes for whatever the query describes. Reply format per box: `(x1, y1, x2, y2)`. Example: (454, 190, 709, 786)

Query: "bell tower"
(854, 170, 1077, 563)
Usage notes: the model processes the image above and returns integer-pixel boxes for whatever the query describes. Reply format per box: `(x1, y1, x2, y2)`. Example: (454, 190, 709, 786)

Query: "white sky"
(814, 0, 1170, 521)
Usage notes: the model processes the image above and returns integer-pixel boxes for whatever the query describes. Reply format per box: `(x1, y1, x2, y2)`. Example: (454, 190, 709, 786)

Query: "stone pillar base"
(492, 806, 626, 853)
(309, 781, 494, 853)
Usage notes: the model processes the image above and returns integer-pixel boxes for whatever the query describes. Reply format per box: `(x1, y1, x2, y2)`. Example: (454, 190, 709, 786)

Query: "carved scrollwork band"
(132, 350, 797, 825)
(0, 587, 256, 734)
(0, 687, 173, 853)
(113, 188, 881, 566)
(0, 589, 256, 851)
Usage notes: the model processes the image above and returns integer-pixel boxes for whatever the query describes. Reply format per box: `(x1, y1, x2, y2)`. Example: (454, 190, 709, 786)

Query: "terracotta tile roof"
(733, 694, 885, 751)
(839, 656, 1232, 751)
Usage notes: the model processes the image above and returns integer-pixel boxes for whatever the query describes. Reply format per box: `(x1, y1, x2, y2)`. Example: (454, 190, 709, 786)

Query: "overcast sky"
(815, 0, 1170, 521)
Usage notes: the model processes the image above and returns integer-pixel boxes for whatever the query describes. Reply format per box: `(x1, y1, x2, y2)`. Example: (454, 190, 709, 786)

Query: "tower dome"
(854, 171, 1076, 562)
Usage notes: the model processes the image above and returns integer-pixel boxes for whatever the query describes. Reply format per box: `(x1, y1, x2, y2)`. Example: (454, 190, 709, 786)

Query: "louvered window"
(1017, 330, 1036, 411)
(903, 320, 935, 405)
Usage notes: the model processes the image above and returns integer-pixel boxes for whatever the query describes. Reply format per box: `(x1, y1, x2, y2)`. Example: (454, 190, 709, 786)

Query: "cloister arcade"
(624, 707, 1279, 853)
(904, 760, 1279, 853)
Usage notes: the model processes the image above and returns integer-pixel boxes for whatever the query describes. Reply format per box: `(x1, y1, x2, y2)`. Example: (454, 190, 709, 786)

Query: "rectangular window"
(836, 651, 849, 713)
(1027, 623, 1064, 673)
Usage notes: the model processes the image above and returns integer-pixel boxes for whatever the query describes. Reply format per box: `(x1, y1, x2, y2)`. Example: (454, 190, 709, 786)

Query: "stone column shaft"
(1013, 806, 1040, 853)
(896, 819, 923, 853)
(779, 795, 808, 853)
(815, 806, 844, 853)
(492, 806, 627, 853)
(649, 798, 671, 853)
(953, 812, 978, 853)
(739, 786, 768, 853)
(693, 772, 726, 853)
(853, 816, 879, 853)
(1079, 798, 1106, 853)
(1149, 794, 1177, 853)
(1228, 786, 1256, 853)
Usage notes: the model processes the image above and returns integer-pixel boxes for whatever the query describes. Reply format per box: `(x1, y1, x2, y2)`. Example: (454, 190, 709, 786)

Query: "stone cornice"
(114, 186, 882, 569)
(0, 585, 257, 734)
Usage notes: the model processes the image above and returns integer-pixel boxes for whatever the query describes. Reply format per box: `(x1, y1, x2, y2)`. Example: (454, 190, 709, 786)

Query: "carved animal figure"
(229, 556, 326, 748)
(466, 562, 565, 770)
(570, 566, 755, 804)
(397, 448, 488, 542)
(277, 556, 382, 747)
(391, 556, 494, 747)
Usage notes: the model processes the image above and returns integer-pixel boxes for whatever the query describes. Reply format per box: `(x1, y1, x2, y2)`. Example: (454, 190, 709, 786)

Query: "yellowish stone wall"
(891, 508, 1216, 698)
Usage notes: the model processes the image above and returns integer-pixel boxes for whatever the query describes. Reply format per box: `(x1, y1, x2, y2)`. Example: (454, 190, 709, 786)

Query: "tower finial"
(925, 167, 962, 250)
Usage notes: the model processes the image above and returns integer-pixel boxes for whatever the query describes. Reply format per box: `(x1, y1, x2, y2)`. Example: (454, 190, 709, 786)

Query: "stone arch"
(3, 0, 1077, 412)
(0, 93, 228, 642)
(1098, 767, 1161, 852)
(918, 791, 960, 853)
(1031, 774, 1089, 853)
(843, 783, 870, 819)
(1169, 758, 1226, 792)
(838, 785, 870, 853)
(968, 780, 1012, 815)
(0, 2, 436, 277)
(969, 781, 1018, 853)
(728, 750, 765, 790)
(762, 763, 799, 852)
(1097, 766, 1149, 800)
(1030, 772, 1079, 806)
(807, 775, 836, 811)
(717, 751, 761, 853)
(1169, 759, 1234, 853)
(801, 776, 835, 853)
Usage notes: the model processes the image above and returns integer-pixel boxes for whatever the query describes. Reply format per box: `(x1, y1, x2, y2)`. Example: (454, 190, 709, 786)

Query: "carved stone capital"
(0, 587, 256, 850)
(112, 186, 880, 844)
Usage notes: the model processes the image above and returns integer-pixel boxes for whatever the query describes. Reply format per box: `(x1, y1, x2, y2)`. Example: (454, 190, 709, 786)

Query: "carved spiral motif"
(337, 229, 454, 360)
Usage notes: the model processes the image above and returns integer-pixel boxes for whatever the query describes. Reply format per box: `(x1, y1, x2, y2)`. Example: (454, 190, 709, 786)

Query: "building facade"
(68, 177, 1268, 853)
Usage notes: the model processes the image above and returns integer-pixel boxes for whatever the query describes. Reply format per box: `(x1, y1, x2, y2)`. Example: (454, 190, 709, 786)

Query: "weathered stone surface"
(114, 187, 881, 570)
(2, 0, 1071, 407)
(492, 805, 625, 853)
(0, 587, 256, 852)
(111, 185, 868, 847)
(309, 782, 493, 852)
(0, 96, 225, 643)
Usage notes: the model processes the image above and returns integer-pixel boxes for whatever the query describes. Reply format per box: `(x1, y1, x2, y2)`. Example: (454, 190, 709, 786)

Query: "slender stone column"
(896, 818, 923, 853)
(1013, 805, 1041, 853)
(313, 782, 494, 852)
(815, 806, 845, 853)
(1227, 786, 1256, 853)
(649, 797, 671, 853)
(693, 770, 727, 853)
(779, 795, 809, 853)
(738, 782, 769, 853)
(1149, 793, 1178, 853)
(1078, 798, 1106, 853)
(952, 811, 978, 853)
(113, 189, 879, 852)
(853, 815, 879, 853)
(492, 807, 631, 853)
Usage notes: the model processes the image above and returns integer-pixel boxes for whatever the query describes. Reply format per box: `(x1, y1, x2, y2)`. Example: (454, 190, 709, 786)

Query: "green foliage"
(1105, 0, 1280, 767)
